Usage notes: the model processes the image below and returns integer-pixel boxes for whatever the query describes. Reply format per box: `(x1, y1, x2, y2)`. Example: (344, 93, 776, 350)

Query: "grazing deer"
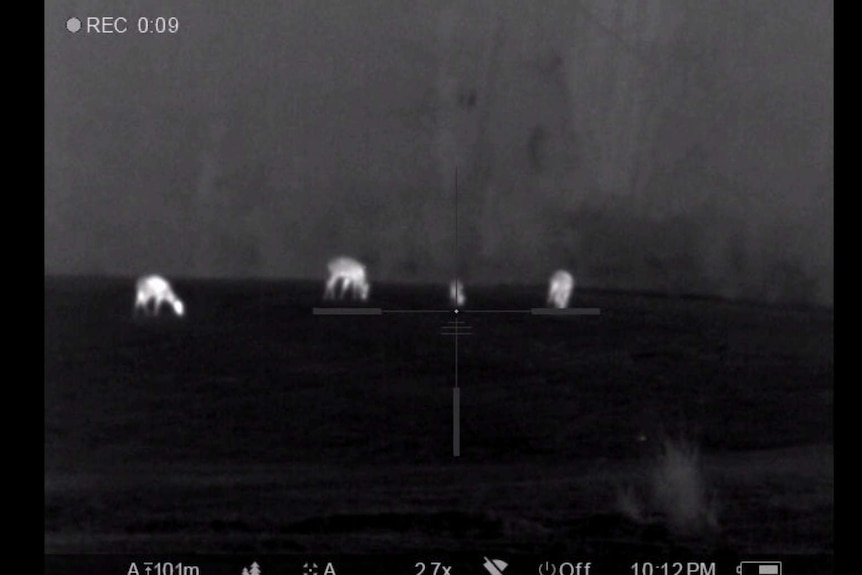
(547, 269, 575, 309)
(449, 279, 466, 306)
(134, 275, 185, 317)
(323, 256, 370, 301)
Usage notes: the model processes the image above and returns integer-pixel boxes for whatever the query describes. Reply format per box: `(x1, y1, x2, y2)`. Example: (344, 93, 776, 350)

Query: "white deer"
(547, 269, 575, 309)
(323, 256, 370, 301)
(449, 279, 466, 307)
(134, 274, 185, 317)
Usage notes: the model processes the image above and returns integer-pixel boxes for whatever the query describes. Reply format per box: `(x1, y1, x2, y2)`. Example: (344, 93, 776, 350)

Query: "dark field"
(45, 277, 833, 568)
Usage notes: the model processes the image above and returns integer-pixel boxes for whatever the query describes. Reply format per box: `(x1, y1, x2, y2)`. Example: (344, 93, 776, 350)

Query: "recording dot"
(66, 17, 81, 33)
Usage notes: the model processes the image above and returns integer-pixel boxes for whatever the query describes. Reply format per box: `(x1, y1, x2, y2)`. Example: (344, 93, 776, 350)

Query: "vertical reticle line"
(454, 166, 460, 390)
(454, 166, 459, 305)
(453, 167, 461, 457)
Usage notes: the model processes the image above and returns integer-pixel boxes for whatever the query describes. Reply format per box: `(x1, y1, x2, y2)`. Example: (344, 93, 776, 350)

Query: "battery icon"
(736, 561, 782, 575)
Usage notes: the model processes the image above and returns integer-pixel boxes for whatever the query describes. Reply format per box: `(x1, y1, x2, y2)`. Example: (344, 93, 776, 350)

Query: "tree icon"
(249, 562, 261, 575)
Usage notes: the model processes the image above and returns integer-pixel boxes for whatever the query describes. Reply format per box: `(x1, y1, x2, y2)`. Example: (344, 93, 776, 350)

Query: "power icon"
(538, 562, 556, 575)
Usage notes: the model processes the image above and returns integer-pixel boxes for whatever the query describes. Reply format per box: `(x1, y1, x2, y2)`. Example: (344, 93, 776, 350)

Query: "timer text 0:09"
(82, 17, 179, 34)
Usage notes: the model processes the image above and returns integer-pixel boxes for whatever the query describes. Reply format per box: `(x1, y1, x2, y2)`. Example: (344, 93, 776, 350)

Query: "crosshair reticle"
(312, 167, 602, 456)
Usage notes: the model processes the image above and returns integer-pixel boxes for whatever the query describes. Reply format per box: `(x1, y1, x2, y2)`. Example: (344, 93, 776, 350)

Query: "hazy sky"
(45, 0, 833, 306)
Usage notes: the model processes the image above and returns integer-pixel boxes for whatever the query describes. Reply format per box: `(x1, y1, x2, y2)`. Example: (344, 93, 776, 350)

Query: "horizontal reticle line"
(459, 309, 531, 314)
(530, 307, 602, 316)
(313, 307, 602, 316)
(382, 309, 454, 314)
(312, 307, 383, 315)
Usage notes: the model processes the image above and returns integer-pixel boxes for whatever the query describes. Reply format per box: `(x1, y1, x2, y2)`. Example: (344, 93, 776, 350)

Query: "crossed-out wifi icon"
(483, 557, 508, 575)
